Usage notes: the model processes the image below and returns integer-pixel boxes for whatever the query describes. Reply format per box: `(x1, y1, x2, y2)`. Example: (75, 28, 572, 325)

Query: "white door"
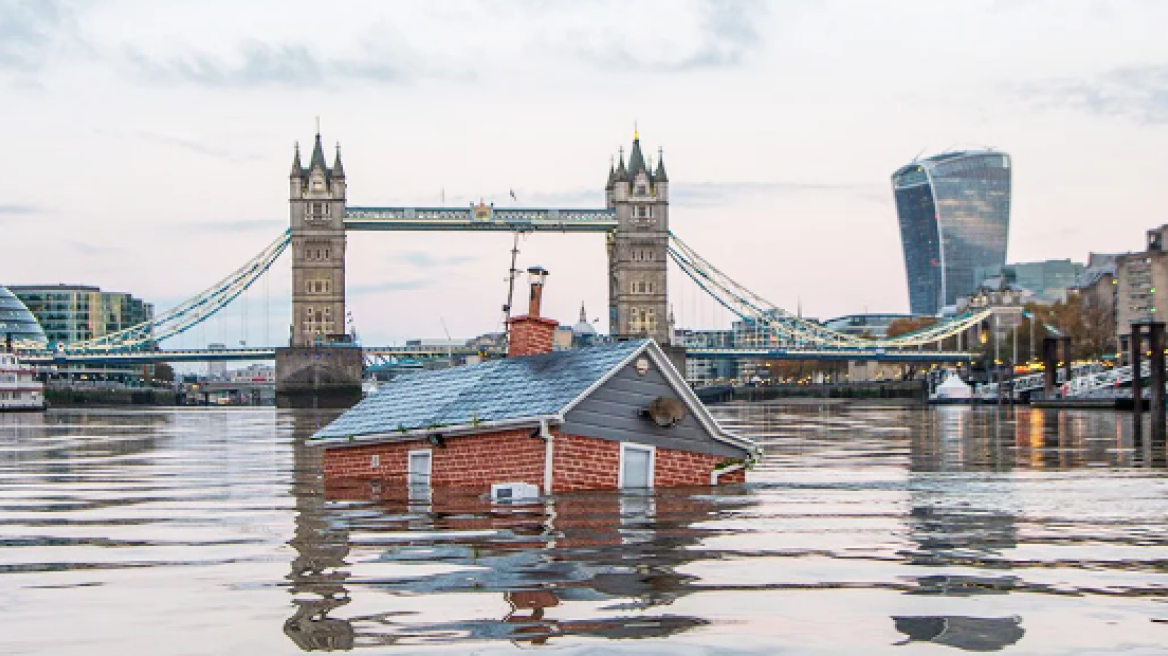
(408, 450, 432, 488)
(620, 444, 655, 489)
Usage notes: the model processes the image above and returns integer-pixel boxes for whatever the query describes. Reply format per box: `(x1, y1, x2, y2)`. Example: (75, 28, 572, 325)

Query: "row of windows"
(0, 391, 38, 400)
(629, 280, 658, 295)
(305, 279, 333, 294)
(630, 249, 657, 262)
(629, 307, 658, 333)
(303, 247, 332, 261)
(306, 202, 333, 221)
(303, 307, 335, 336)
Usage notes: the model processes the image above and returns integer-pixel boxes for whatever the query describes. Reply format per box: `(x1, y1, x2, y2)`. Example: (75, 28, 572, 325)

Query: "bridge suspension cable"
(62, 230, 292, 353)
(667, 232, 994, 349)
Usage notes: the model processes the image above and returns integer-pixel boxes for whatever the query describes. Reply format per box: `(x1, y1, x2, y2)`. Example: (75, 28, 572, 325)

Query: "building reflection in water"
(898, 407, 1027, 650)
(285, 411, 353, 651)
(892, 615, 1025, 651)
(284, 411, 747, 650)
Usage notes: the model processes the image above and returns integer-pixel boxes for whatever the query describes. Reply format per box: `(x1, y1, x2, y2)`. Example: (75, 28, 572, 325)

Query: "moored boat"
(0, 351, 46, 412)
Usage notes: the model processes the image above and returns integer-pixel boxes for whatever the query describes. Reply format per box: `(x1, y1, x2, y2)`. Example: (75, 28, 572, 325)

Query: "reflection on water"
(1, 404, 1167, 654)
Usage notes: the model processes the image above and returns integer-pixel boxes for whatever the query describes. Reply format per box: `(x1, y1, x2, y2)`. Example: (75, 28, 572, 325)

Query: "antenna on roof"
(912, 148, 925, 162)
(315, 116, 321, 135)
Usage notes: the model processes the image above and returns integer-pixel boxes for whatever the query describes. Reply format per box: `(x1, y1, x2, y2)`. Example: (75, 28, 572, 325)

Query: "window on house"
(635, 185, 647, 196)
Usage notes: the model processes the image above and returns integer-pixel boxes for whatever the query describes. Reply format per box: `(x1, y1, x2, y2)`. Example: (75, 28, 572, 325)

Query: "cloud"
(392, 252, 479, 268)
(0, 204, 43, 215)
(174, 219, 286, 233)
(1021, 65, 1168, 124)
(349, 279, 431, 296)
(0, 0, 69, 71)
(135, 131, 263, 163)
(65, 240, 122, 257)
(572, 0, 769, 73)
(123, 36, 469, 88)
(671, 181, 861, 206)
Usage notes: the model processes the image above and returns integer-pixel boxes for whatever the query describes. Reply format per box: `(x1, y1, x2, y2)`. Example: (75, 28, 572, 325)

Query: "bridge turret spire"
(654, 147, 668, 182)
(309, 132, 328, 174)
(615, 147, 628, 181)
(332, 143, 345, 179)
(627, 134, 647, 178)
(290, 142, 304, 178)
(606, 156, 616, 190)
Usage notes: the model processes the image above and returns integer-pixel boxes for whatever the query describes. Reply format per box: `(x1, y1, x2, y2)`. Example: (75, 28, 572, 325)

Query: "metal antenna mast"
(502, 231, 523, 341)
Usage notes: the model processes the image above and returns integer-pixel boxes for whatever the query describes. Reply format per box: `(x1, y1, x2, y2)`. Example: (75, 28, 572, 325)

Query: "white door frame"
(618, 442, 656, 489)
(407, 449, 432, 488)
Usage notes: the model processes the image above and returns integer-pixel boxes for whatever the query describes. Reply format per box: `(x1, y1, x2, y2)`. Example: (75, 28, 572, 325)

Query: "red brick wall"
(507, 315, 559, 357)
(324, 428, 747, 492)
(550, 433, 746, 490)
(323, 428, 547, 493)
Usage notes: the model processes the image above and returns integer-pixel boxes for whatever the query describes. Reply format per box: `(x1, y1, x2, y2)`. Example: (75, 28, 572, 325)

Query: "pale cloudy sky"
(3, 0, 1168, 347)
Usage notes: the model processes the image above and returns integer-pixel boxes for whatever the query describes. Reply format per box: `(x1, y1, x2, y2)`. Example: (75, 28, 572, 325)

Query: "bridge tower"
(276, 133, 362, 407)
(608, 133, 671, 345)
(289, 133, 347, 346)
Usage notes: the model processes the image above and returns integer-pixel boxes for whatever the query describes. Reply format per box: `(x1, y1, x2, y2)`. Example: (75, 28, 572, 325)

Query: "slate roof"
(312, 340, 648, 441)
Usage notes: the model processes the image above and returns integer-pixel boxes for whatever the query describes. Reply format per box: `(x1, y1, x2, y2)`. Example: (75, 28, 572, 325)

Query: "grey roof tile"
(313, 340, 647, 441)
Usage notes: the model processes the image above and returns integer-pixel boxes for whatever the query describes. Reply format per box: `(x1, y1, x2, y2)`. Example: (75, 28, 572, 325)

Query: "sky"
(3, 0, 1168, 347)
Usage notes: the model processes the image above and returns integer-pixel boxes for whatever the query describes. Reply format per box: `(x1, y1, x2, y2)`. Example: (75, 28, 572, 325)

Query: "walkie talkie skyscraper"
(892, 151, 1012, 315)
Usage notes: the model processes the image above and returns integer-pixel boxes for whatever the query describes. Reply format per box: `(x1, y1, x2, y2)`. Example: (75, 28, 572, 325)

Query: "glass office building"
(0, 287, 47, 347)
(892, 151, 1012, 315)
(8, 285, 153, 347)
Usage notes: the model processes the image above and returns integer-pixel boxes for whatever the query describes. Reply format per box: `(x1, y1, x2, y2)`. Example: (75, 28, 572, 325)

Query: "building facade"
(1116, 226, 1168, 353)
(1076, 253, 1119, 325)
(892, 151, 1012, 315)
(975, 260, 1084, 305)
(8, 284, 153, 347)
(607, 134, 670, 344)
(821, 313, 919, 339)
(289, 133, 348, 347)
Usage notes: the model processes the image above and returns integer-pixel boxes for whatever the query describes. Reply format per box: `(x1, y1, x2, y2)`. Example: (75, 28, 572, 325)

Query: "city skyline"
(2, 0, 1167, 345)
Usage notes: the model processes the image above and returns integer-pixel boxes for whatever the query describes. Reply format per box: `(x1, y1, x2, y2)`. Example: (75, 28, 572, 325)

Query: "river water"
(0, 403, 1165, 655)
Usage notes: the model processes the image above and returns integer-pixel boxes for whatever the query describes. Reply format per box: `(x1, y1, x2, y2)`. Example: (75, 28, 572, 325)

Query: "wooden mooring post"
(1131, 324, 1144, 440)
(1148, 322, 1166, 445)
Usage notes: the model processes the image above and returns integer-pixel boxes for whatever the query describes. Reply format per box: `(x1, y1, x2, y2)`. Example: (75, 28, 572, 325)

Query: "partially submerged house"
(312, 271, 758, 493)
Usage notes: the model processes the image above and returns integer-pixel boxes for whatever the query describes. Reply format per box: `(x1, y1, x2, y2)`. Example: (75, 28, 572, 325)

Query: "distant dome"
(573, 319, 597, 336)
(572, 303, 596, 336)
(0, 287, 46, 347)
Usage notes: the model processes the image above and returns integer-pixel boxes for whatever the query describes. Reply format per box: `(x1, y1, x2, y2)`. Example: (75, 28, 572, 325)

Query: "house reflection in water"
(285, 414, 748, 650)
(892, 616, 1025, 651)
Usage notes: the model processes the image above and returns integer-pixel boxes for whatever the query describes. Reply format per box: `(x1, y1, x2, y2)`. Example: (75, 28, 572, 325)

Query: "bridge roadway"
(343, 207, 617, 233)
(686, 348, 976, 363)
(22, 346, 498, 366)
(25, 345, 977, 366)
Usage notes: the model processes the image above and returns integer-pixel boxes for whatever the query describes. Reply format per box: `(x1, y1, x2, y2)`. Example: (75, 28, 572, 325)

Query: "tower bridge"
(18, 129, 1011, 406)
(279, 130, 672, 405)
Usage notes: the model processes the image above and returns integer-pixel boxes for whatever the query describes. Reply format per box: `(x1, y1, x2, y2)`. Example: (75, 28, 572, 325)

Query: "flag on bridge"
(510, 189, 517, 201)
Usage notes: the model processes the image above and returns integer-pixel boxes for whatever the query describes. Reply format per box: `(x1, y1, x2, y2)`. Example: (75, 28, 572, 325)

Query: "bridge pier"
(275, 347, 363, 409)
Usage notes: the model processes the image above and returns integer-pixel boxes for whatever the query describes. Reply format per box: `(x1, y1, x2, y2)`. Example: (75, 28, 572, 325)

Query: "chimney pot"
(508, 267, 558, 357)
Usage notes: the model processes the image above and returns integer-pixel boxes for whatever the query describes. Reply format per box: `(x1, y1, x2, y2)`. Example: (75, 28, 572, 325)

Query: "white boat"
(0, 351, 46, 412)
(929, 372, 973, 404)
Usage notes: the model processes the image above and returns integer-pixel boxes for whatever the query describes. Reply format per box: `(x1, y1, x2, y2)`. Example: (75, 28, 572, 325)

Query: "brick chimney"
(508, 266, 559, 357)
